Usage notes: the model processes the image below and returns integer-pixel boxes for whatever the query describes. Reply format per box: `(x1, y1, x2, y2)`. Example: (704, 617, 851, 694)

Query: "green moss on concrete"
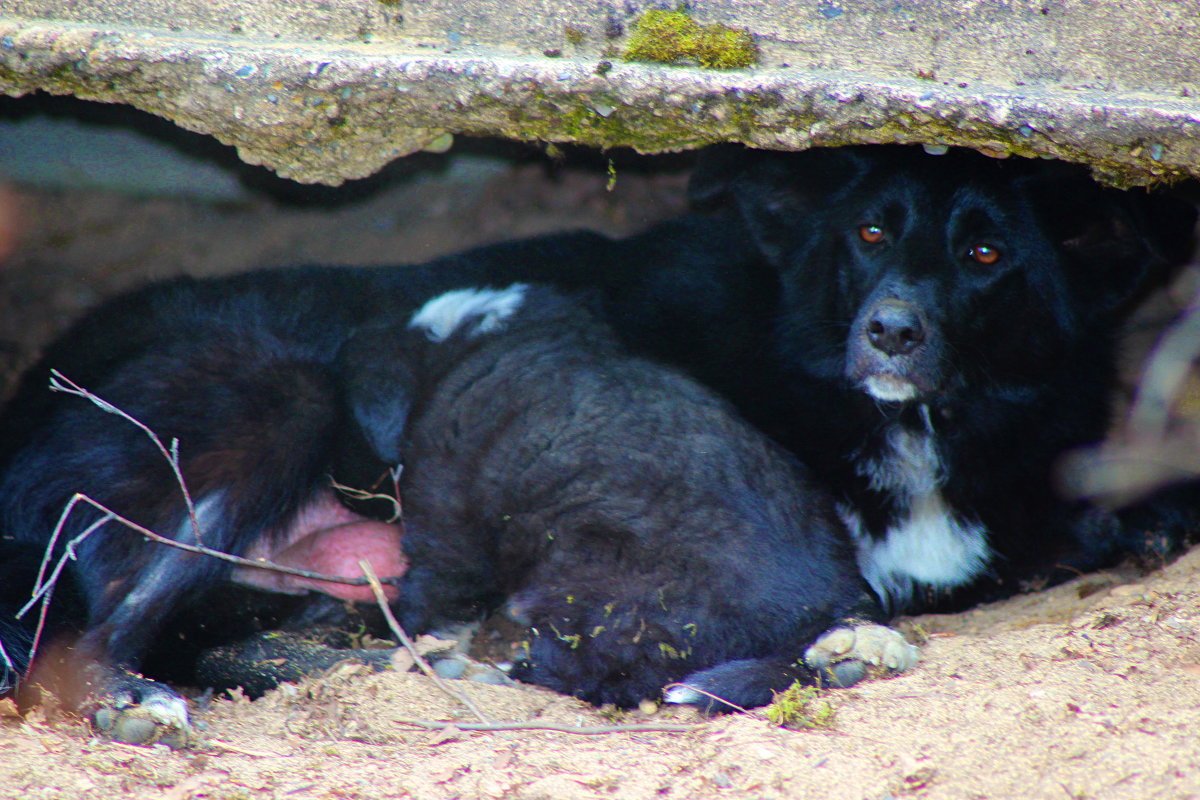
(3, 52, 1191, 189)
(623, 9, 759, 70)
(471, 85, 717, 152)
(693, 21, 760, 69)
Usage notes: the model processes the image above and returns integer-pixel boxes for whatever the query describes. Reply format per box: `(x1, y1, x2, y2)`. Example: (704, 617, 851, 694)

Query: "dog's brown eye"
(859, 225, 885, 243)
(969, 244, 1001, 265)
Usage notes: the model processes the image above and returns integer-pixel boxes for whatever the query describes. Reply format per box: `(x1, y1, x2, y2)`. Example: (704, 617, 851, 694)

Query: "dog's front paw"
(804, 623, 918, 688)
(89, 672, 192, 748)
(428, 652, 517, 686)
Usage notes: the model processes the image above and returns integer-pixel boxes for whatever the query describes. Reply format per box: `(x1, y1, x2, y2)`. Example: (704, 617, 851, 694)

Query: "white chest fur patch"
(843, 420, 991, 609)
(409, 284, 528, 342)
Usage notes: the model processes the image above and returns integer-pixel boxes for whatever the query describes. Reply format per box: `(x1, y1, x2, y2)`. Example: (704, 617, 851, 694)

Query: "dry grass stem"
(358, 559, 493, 725)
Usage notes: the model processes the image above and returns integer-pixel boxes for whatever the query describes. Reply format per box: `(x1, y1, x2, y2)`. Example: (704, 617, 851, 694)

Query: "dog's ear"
(1121, 189, 1198, 267)
(687, 143, 753, 210)
(338, 324, 418, 465)
(689, 145, 866, 266)
(1074, 193, 1195, 311)
(1029, 169, 1197, 311)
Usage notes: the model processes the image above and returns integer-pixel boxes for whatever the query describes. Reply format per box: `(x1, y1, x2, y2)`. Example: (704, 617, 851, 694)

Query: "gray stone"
(2, 1, 1198, 185)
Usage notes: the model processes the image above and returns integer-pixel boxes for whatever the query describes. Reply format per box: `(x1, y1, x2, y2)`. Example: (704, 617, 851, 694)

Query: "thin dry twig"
(206, 739, 287, 758)
(395, 719, 697, 735)
(50, 370, 206, 545)
(18, 492, 395, 677)
(0, 638, 15, 685)
(330, 475, 403, 524)
(35, 373, 387, 591)
(1061, 287, 1200, 505)
(19, 495, 115, 661)
(20, 493, 384, 621)
(358, 559, 493, 725)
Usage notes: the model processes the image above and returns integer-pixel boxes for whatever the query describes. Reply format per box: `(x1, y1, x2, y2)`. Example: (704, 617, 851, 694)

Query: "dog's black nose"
(866, 299, 925, 356)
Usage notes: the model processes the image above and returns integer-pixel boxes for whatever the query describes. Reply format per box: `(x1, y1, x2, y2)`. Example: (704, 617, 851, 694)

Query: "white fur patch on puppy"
(409, 284, 528, 342)
(804, 622, 919, 687)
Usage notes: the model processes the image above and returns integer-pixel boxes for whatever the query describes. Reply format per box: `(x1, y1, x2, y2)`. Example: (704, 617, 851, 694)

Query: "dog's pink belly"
(234, 490, 405, 602)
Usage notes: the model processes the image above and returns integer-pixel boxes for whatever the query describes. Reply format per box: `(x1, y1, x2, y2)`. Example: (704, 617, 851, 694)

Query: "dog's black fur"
(0, 229, 890, 740)
(681, 145, 1198, 612)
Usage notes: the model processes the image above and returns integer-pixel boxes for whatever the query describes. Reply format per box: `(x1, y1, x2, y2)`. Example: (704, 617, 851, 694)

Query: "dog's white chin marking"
(843, 423, 991, 610)
(865, 374, 918, 403)
(409, 284, 528, 342)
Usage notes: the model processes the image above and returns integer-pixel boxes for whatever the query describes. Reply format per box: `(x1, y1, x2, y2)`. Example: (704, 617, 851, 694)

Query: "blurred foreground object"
(1063, 282, 1200, 507)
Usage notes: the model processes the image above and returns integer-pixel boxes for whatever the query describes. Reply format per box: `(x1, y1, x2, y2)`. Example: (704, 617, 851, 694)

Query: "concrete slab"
(2, 1, 1198, 185)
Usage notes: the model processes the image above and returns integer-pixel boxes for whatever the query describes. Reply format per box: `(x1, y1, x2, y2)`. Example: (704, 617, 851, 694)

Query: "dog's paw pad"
(91, 678, 192, 748)
(804, 623, 919, 687)
(93, 694, 191, 748)
(429, 653, 516, 686)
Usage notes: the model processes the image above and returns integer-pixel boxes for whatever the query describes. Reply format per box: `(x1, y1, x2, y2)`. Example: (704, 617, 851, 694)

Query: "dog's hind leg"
(0, 336, 375, 746)
(79, 549, 221, 748)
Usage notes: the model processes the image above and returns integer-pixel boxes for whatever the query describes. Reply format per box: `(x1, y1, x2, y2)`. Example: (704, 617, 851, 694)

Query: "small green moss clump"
(623, 9, 759, 69)
(564, 25, 586, 45)
(764, 684, 836, 729)
(693, 22, 760, 69)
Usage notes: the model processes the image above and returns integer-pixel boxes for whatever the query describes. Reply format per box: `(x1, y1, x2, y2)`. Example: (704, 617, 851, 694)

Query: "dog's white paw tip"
(804, 623, 919, 686)
(810, 627, 856, 658)
(662, 684, 704, 706)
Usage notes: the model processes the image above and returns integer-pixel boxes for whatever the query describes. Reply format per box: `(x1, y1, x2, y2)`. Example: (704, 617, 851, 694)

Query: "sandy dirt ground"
(0, 145, 1199, 800)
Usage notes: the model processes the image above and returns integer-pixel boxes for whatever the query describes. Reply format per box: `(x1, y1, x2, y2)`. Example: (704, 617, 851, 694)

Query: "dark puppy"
(684, 145, 1197, 612)
(341, 284, 915, 709)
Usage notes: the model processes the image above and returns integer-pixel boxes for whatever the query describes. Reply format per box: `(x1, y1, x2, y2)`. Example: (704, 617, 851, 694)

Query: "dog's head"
(692, 145, 1197, 407)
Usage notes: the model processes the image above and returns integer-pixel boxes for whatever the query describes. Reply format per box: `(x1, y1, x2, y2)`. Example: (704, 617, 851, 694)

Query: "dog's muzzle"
(847, 297, 939, 403)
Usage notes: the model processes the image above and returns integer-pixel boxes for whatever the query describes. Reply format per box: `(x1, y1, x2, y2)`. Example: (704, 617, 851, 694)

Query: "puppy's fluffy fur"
(345, 284, 881, 708)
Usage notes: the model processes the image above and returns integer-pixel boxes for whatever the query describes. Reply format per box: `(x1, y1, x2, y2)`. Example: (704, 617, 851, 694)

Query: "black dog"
(676, 145, 1198, 612)
(0, 257, 914, 744)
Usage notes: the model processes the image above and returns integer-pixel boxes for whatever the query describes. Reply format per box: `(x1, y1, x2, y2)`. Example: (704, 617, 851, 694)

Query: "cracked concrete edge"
(2, 19, 1198, 187)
